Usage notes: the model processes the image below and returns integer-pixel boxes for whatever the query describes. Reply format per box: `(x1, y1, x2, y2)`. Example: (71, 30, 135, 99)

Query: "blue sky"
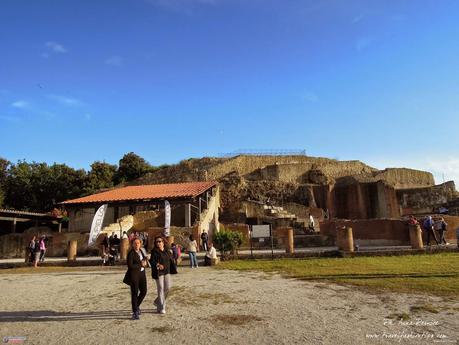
(1, 0, 458, 185)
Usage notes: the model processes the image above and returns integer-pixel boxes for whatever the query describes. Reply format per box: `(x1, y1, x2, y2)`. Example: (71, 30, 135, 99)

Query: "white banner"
(88, 204, 108, 247)
(164, 200, 171, 237)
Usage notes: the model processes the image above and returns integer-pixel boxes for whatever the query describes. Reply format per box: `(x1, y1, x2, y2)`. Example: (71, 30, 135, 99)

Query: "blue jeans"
(189, 251, 198, 267)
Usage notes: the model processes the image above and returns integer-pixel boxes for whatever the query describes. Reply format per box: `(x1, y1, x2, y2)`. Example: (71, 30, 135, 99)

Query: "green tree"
(0, 157, 9, 207)
(83, 161, 117, 195)
(5, 161, 86, 211)
(114, 152, 153, 184)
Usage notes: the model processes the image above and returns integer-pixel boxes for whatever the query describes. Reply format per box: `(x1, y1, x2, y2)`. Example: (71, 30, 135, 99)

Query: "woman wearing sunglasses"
(124, 237, 148, 320)
(149, 236, 172, 314)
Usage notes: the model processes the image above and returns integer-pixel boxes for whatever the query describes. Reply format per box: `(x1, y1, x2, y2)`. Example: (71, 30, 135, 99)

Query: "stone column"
(67, 240, 77, 261)
(120, 238, 129, 260)
(185, 204, 191, 227)
(409, 224, 424, 249)
(337, 227, 354, 252)
(286, 228, 294, 254)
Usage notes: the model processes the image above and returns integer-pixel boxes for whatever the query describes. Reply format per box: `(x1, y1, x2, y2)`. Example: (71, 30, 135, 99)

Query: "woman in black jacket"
(125, 238, 148, 320)
(149, 236, 172, 314)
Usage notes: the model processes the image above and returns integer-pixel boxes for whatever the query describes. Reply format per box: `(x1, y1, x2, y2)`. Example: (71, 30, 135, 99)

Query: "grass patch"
(386, 312, 410, 321)
(217, 253, 459, 297)
(151, 326, 173, 333)
(410, 304, 439, 314)
(170, 288, 236, 306)
(212, 314, 263, 326)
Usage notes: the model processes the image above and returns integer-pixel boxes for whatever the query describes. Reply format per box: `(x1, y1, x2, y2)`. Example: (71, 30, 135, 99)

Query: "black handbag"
(122, 271, 131, 285)
(170, 259, 178, 275)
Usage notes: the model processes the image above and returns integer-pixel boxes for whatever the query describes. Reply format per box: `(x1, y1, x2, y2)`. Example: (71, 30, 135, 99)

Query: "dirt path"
(0, 267, 457, 344)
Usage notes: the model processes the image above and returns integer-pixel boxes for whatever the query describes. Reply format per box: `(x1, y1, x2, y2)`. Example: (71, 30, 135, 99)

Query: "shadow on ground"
(0, 309, 155, 322)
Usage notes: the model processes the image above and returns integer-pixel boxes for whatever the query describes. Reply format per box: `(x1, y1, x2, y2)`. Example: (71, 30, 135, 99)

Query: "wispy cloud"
(104, 56, 124, 67)
(302, 92, 318, 103)
(47, 94, 84, 107)
(355, 37, 373, 52)
(0, 115, 21, 123)
(11, 100, 29, 109)
(45, 41, 67, 54)
(352, 14, 365, 24)
(146, 0, 219, 15)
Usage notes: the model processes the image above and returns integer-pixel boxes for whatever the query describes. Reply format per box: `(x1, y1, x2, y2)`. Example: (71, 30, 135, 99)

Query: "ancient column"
(120, 238, 129, 260)
(337, 226, 354, 252)
(409, 224, 424, 250)
(67, 240, 77, 261)
(286, 228, 294, 254)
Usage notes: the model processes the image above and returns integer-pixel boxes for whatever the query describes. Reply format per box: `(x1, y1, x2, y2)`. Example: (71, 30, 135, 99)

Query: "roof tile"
(61, 181, 217, 205)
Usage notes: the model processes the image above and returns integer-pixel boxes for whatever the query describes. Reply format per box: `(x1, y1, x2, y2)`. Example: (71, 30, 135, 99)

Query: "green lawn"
(217, 253, 459, 297)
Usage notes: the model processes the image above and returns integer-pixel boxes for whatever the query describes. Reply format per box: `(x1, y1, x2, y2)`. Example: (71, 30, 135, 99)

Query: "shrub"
(213, 228, 243, 258)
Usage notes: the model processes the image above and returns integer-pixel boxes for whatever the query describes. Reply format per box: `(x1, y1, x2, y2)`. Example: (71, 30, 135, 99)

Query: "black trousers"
(130, 271, 147, 312)
(426, 228, 439, 245)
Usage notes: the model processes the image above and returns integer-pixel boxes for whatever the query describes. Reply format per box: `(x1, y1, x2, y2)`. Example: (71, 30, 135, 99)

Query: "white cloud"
(302, 92, 318, 103)
(45, 41, 67, 53)
(104, 56, 124, 67)
(47, 94, 84, 107)
(11, 100, 29, 109)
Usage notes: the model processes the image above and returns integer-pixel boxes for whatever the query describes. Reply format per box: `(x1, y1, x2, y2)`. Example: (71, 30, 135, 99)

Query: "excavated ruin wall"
(397, 181, 457, 215)
(373, 168, 435, 189)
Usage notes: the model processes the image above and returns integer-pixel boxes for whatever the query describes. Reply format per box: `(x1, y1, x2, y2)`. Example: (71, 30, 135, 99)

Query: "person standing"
(124, 238, 148, 320)
(150, 236, 172, 314)
(28, 236, 36, 263)
(438, 217, 448, 245)
(39, 236, 47, 262)
(423, 216, 439, 246)
(33, 237, 41, 268)
(200, 231, 209, 252)
(308, 214, 315, 232)
(187, 234, 198, 268)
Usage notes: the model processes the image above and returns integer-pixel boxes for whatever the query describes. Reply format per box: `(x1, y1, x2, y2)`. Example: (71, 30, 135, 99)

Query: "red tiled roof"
(60, 181, 217, 205)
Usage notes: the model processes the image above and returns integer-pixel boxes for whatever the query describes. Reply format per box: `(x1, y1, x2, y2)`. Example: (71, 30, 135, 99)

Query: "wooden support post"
(67, 240, 77, 261)
(120, 238, 129, 260)
(286, 228, 294, 254)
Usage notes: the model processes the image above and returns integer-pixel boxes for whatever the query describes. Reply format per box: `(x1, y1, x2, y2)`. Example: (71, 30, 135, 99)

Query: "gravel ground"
(0, 266, 457, 345)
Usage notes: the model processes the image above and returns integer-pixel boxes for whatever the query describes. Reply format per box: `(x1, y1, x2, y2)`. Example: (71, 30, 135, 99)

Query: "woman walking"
(150, 236, 172, 314)
(124, 238, 148, 320)
(187, 234, 198, 268)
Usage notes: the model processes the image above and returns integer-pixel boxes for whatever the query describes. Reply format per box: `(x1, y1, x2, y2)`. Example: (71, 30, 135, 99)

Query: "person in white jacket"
(204, 242, 217, 266)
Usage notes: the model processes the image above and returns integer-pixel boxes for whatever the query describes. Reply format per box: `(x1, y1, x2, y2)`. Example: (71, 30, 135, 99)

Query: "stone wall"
(320, 219, 411, 246)
(397, 181, 457, 215)
(313, 181, 400, 220)
(320, 215, 459, 246)
(373, 168, 434, 189)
